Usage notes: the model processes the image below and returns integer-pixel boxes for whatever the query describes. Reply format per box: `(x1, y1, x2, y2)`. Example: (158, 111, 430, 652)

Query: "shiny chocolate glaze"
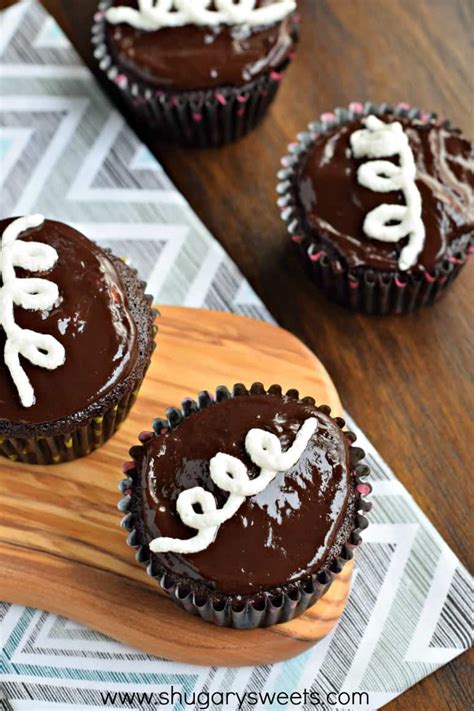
(0, 218, 138, 425)
(136, 393, 356, 595)
(105, 0, 297, 90)
(296, 116, 474, 272)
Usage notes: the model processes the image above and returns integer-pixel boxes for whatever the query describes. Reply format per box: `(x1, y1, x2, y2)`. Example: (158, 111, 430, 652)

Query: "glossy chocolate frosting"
(136, 393, 356, 595)
(0, 218, 138, 425)
(296, 115, 474, 272)
(105, 0, 297, 90)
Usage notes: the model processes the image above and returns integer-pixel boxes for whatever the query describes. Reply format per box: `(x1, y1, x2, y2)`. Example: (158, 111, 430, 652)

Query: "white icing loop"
(0, 215, 66, 408)
(245, 416, 317, 472)
(106, 0, 297, 31)
(350, 115, 425, 271)
(149, 416, 318, 555)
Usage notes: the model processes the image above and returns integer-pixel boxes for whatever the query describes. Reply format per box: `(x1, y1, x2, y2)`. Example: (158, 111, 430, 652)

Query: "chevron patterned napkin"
(0, 2, 471, 709)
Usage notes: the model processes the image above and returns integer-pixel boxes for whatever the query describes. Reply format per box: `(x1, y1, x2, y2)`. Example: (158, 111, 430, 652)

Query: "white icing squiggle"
(350, 115, 425, 270)
(149, 417, 317, 555)
(106, 0, 297, 32)
(0, 215, 66, 408)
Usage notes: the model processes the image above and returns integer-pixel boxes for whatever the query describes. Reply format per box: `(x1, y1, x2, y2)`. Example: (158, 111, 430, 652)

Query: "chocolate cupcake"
(278, 101, 474, 314)
(92, 0, 299, 147)
(119, 383, 371, 629)
(0, 215, 157, 465)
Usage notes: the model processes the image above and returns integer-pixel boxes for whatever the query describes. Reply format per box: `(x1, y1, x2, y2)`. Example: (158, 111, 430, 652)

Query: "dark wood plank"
(2, 0, 473, 707)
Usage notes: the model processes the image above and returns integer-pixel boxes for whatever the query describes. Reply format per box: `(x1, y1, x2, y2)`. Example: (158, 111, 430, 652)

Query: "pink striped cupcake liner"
(92, 1, 299, 148)
(277, 101, 473, 315)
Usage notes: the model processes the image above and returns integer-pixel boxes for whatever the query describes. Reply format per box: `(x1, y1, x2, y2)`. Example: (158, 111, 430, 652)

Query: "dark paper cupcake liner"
(92, 1, 299, 148)
(1, 379, 140, 465)
(277, 101, 474, 315)
(118, 382, 372, 629)
(0, 257, 158, 466)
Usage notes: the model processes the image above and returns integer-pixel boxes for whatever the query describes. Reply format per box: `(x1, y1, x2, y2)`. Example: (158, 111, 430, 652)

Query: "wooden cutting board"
(0, 306, 353, 667)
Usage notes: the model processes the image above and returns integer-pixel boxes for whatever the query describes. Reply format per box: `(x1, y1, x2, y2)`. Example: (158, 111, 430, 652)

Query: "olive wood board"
(0, 306, 353, 667)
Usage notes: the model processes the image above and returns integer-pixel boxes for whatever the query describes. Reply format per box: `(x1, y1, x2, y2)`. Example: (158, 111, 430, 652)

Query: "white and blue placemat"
(0, 2, 471, 709)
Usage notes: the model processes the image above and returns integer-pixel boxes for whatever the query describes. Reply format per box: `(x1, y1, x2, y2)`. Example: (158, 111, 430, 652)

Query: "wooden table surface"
(2, 0, 473, 707)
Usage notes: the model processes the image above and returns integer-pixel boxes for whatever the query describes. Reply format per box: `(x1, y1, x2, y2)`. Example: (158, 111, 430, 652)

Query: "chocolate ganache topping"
(0, 218, 138, 424)
(136, 393, 356, 595)
(296, 115, 474, 272)
(105, 0, 297, 90)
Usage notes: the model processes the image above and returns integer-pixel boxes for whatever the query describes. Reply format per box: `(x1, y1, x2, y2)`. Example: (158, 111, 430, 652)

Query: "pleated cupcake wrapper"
(0, 375, 144, 465)
(277, 101, 474, 315)
(92, 1, 298, 148)
(1, 283, 158, 466)
(118, 382, 372, 629)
